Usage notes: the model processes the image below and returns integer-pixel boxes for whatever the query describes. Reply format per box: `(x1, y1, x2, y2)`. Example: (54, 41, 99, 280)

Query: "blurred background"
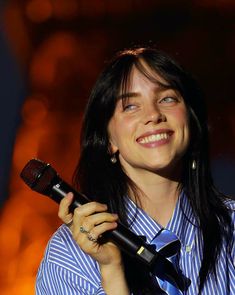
(0, 0, 234, 294)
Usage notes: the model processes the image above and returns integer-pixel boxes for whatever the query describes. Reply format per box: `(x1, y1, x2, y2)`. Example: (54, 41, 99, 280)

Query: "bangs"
(117, 58, 177, 108)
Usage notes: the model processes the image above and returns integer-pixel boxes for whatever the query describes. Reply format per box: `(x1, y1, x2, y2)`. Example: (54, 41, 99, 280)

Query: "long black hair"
(73, 47, 233, 293)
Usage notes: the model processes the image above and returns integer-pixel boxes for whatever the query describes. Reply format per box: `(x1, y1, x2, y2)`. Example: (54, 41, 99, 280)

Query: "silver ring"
(80, 226, 90, 234)
(65, 219, 73, 227)
(87, 233, 97, 243)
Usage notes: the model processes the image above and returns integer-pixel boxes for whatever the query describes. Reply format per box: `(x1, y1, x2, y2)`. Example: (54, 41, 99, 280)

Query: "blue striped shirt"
(36, 193, 235, 294)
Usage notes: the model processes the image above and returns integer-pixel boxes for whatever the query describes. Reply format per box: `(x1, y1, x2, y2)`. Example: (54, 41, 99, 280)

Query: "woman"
(36, 47, 235, 294)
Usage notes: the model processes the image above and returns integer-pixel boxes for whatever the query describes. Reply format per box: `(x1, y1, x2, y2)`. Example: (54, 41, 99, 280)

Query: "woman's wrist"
(100, 263, 129, 295)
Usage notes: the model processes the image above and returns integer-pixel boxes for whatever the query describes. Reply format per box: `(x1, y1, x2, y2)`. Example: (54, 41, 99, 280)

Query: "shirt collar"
(124, 192, 198, 247)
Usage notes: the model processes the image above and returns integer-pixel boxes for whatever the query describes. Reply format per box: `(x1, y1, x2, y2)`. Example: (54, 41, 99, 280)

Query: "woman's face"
(108, 64, 190, 178)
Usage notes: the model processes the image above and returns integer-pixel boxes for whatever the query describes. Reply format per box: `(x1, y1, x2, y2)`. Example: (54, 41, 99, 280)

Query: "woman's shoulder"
(43, 224, 79, 261)
(43, 224, 98, 275)
(37, 226, 103, 293)
(223, 198, 235, 228)
(224, 197, 235, 211)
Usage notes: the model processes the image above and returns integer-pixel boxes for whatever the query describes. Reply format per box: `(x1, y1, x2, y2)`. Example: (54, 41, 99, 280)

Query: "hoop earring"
(192, 159, 197, 170)
(110, 154, 117, 164)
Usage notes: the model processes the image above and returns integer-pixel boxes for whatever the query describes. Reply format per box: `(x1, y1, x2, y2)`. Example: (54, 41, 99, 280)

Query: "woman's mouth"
(137, 132, 170, 144)
(136, 130, 173, 147)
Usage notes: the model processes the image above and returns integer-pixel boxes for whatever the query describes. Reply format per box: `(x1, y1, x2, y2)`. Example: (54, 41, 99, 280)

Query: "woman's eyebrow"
(153, 83, 173, 91)
(117, 83, 175, 100)
(117, 92, 140, 100)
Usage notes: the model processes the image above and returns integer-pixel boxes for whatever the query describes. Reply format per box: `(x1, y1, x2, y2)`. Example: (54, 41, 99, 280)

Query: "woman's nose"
(143, 103, 166, 125)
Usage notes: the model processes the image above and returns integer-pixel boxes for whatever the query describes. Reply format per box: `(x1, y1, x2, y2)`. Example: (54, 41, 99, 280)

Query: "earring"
(192, 159, 197, 170)
(110, 154, 117, 164)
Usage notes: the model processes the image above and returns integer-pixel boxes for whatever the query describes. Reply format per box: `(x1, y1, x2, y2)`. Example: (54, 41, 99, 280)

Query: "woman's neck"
(127, 168, 181, 227)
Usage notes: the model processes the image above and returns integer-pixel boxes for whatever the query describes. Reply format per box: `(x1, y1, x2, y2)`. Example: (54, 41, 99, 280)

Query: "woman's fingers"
(69, 202, 118, 251)
(74, 220, 118, 255)
(58, 192, 74, 224)
(58, 194, 117, 237)
(74, 210, 118, 229)
(73, 213, 118, 239)
(72, 204, 118, 237)
(74, 202, 108, 219)
(88, 221, 118, 240)
(57, 194, 121, 265)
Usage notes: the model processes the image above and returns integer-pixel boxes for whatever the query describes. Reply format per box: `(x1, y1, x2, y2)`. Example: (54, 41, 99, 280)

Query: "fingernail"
(67, 192, 73, 200)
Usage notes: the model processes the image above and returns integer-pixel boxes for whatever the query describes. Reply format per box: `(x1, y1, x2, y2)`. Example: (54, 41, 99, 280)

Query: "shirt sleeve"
(36, 260, 107, 295)
(224, 199, 235, 265)
(231, 210, 235, 265)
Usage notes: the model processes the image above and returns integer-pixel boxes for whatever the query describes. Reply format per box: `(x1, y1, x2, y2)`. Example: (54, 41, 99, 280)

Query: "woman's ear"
(108, 141, 118, 155)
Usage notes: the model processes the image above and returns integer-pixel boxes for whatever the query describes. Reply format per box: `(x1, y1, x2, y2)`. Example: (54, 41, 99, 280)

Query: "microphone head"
(20, 158, 59, 196)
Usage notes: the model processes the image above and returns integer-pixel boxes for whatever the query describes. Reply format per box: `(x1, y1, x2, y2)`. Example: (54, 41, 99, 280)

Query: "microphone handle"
(50, 178, 159, 267)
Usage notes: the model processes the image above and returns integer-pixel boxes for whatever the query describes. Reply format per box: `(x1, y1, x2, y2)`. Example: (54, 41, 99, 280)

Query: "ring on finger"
(87, 232, 97, 243)
(80, 226, 90, 234)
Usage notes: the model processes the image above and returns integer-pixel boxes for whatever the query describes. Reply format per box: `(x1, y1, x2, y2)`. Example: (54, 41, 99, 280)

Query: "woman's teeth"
(138, 133, 169, 143)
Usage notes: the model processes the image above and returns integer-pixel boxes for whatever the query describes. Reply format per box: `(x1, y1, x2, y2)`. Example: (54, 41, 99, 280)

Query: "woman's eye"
(160, 96, 178, 104)
(123, 104, 137, 111)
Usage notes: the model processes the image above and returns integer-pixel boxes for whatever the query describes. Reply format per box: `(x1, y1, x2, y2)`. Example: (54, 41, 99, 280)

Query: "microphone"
(20, 158, 186, 290)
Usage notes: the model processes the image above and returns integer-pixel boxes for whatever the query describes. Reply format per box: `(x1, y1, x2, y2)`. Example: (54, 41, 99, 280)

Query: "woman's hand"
(58, 193, 129, 294)
(59, 192, 120, 265)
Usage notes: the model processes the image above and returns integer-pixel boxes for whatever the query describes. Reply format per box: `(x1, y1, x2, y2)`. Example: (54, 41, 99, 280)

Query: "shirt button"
(186, 245, 192, 252)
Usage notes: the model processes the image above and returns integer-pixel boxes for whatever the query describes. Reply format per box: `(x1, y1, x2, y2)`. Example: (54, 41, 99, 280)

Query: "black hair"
(73, 46, 233, 293)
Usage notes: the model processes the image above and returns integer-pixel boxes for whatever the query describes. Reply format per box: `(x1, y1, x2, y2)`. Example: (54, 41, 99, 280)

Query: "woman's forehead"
(118, 63, 172, 97)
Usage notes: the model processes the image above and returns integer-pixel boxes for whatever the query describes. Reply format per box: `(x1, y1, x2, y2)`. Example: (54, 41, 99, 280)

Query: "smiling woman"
(108, 64, 189, 183)
(36, 47, 235, 295)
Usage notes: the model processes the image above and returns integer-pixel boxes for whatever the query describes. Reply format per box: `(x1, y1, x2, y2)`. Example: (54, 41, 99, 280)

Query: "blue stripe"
(36, 193, 235, 294)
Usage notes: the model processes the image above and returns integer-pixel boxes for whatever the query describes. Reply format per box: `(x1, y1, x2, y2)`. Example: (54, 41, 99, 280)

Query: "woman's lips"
(136, 130, 174, 147)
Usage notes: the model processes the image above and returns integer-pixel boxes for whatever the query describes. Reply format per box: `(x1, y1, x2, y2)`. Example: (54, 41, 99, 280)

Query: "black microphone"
(20, 158, 186, 290)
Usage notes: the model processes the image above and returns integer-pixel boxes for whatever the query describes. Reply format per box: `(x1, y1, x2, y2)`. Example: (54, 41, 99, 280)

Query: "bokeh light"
(26, 0, 53, 23)
(30, 32, 79, 89)
(21, 95, 48, 126)
(52, 0, 79, 20)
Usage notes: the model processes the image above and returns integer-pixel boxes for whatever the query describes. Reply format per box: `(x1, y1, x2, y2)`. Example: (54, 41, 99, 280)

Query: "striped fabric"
(36, 193, 235, 294)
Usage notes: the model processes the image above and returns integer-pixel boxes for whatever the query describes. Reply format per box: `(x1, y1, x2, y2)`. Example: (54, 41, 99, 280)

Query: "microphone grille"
(20, 158, 58, 196)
